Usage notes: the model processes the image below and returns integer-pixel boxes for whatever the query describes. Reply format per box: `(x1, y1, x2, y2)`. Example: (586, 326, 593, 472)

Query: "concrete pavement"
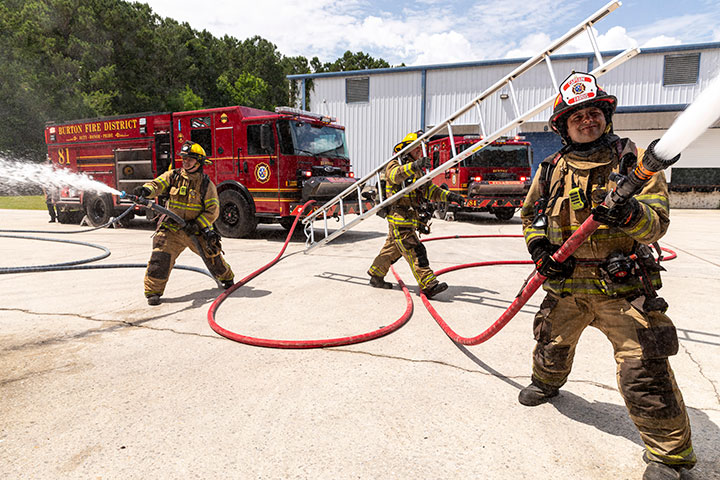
(1, 208, 718, 479)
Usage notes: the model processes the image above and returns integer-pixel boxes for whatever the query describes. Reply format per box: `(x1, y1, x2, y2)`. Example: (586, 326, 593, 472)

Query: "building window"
(663, 53, 700, 86)
(346, 77, 369, 103)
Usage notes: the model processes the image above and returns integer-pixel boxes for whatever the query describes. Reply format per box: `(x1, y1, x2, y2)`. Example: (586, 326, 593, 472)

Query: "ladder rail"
(302, 1, 628, 251)
(302, 0, 622, 227)
(303, 47, 640, 253)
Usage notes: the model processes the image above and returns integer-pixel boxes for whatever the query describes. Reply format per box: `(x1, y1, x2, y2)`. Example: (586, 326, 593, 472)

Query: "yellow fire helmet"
(393, 130, 424, 153)
(180, 141, 211, 165)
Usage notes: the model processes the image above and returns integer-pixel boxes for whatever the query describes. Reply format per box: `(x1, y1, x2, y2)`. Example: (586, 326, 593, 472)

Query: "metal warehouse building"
(289, 42, 720, 207)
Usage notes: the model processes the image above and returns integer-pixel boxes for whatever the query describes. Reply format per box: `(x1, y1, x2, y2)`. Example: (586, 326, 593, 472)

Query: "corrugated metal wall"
(307, 46, 720, 179)
(311, 71, 423, 181)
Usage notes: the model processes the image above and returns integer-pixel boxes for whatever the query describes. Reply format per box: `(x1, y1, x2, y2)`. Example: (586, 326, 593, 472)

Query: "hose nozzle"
(122, 192, 149, 206)
(605, 138, 680, 208)
(633, 139, 681, 182)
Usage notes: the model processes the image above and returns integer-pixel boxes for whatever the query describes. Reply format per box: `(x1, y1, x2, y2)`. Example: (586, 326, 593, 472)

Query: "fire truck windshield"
(458, 143, 529, 168)
(278, 119, 348, 158)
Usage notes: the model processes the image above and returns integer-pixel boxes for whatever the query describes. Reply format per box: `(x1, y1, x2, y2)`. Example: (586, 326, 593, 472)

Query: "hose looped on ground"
(208, 200, 415, 348)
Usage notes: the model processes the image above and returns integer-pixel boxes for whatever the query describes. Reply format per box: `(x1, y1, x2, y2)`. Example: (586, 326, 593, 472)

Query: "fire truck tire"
(216, 190, 257, 238)
(493, 207, 516, 221)
(85, 194, 114, 227)
(57, 209, 83, 224)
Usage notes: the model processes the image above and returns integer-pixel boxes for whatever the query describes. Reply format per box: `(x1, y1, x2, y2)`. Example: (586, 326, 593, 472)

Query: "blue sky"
(137, 0, 720, 66)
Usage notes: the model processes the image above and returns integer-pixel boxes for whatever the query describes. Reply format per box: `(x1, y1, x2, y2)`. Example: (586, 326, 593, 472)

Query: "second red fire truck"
(45, 106, 359, 237)
(428, 135, 533, 220)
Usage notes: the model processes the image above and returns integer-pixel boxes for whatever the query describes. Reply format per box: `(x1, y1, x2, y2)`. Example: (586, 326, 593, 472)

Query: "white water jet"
(0, 156, 121, 196)
(654, 71, 720, 160)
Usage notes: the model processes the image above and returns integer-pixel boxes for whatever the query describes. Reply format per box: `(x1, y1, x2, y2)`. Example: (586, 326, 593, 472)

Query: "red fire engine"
(428, 135, 532, 220)
(45, 106, 359, 237)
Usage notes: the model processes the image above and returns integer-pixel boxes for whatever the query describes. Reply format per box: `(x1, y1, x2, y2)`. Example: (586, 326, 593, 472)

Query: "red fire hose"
(207, 201, 414, 348)
(422, 219, 675, 345)
(208, 204, 675, 349)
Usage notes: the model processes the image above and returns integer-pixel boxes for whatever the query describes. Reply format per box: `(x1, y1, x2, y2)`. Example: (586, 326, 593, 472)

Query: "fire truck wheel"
(493, 207, 516, 221)
(216, 190, 257, 238)
(57, 209, 83, 224)
(85, 193, 114, 227)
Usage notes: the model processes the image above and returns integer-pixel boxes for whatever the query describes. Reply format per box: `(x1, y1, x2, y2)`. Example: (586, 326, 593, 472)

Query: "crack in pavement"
(0, 307, 220, 352)
(681, 342, 720, 406)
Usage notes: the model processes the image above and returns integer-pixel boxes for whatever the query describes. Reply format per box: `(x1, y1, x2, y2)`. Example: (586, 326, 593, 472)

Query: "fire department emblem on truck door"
(255, 162, 271, 183)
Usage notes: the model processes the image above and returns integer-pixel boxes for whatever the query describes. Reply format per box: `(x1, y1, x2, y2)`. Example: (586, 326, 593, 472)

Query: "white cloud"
(504, 33, 553, 59)
(136, 0, 715, 67)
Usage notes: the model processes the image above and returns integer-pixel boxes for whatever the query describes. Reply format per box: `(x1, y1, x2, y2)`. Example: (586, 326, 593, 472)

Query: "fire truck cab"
(428, 135, 532, 221)
(45, 106, 358, 237)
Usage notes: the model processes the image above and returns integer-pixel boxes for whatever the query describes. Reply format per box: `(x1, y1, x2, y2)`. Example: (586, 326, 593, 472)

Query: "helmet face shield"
(548, 72, 617, 143)
(179, 141, 211, 165)
(393, 130, 424, 154)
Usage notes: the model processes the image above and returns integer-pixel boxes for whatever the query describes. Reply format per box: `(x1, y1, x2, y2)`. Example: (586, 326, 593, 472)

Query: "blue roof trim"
(288, 42, 720, 80)
(616, 104, 688, 113)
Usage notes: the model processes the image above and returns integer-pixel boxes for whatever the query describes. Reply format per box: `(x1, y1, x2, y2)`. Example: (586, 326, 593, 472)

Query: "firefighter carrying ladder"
(302, 0, 639, 253)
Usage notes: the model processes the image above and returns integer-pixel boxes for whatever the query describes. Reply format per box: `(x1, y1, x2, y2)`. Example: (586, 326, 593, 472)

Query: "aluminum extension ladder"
(302, 0, 639, 253)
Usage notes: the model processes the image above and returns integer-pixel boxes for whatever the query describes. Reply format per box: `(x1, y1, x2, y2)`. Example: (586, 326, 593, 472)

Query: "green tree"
(217, 73, 270, 110)
(314, 50, 390, 72)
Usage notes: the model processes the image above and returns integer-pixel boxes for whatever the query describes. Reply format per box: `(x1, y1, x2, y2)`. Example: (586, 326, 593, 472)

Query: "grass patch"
(0, 195, 47, 210)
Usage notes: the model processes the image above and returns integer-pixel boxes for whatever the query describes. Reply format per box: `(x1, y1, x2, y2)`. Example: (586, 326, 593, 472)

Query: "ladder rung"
(302, 1, 629, 252)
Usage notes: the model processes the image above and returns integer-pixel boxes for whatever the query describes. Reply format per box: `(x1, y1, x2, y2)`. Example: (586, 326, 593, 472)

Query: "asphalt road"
(1, 208, 718, 479)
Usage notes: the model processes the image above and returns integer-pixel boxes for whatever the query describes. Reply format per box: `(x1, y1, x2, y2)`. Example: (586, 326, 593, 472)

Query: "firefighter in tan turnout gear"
(519, 73, 695, 480)
(135, 141, 234, 306)
(368, 131, 464, 298)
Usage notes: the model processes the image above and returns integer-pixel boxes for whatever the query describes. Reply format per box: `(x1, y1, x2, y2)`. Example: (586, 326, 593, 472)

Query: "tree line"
(0, 0, 390, 161)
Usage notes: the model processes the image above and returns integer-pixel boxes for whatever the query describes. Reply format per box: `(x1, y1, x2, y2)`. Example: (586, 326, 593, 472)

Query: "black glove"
(447, 192, 465, 206)
(529, 238, 576, 280)
(592, 197, 644, 228)
(133, 186, 151, 198)
(411, 156, 432, 172)
(184, 221, 200, 235)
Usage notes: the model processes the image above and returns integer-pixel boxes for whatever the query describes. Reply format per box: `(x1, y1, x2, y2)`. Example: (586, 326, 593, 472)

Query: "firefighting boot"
(369, 275, 393, 289)
(421, 281, 448, 299)
(642, 452, 682, 480)
(222, 279, 234, 290)
(518, 380, 559, 406)
(147, 295, 161, 306)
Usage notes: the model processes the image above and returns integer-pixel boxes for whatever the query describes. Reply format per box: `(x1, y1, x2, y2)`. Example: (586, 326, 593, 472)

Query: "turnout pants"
(368, 224, 438, 290)
(144, 229, 234, 297)
(531, 293, 695, 468)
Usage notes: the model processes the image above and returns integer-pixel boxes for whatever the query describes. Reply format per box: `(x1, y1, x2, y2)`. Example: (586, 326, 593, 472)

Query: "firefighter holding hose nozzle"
(367, 131, 465, 298)
(519, 72, 694, 479)
(136, 141, 234, 306)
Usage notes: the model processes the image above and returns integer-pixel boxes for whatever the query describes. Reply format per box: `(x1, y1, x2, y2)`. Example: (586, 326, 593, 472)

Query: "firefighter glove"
(133, 186, 151, 198)
(592, 197, 644, 228)
(529, 238, 576, 280)
(447, 192, 465, 206)
(411, 156, 432, 172)
(184, 220, 201, 235)
(202, 227, 222, 255)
